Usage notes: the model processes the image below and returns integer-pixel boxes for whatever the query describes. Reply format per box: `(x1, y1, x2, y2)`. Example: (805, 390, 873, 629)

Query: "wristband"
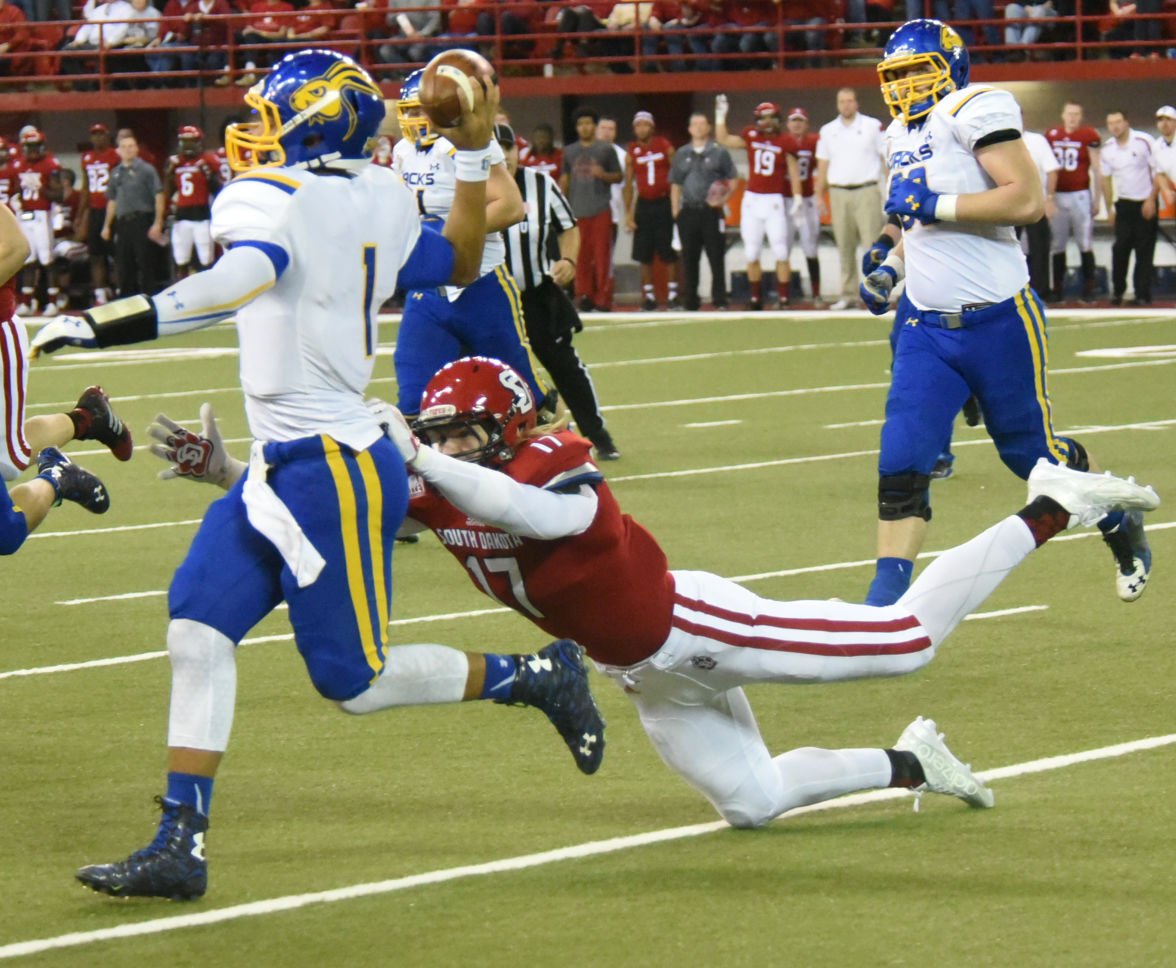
(85, 294, 160, 346)
(881, 251, 905, 281)
(935, 194, 959, 222)
(453, 146, 494, 183)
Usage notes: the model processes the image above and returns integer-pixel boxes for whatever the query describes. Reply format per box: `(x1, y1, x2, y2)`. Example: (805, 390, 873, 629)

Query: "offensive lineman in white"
(29, 48, 605, 901)
(858, 18, 1153, 609)
(392, 68, 550, 417)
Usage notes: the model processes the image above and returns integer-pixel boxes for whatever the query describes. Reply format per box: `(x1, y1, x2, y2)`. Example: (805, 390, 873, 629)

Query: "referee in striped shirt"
(498, 122, 620, 461)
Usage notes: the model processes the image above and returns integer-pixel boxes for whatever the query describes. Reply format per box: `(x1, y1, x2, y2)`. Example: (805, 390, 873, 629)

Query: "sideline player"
(11, 128, 63, 316)
(393, 69, 550, 418)
(162, 356, 1159, 828)
(163, 125, 223, 279)
(779, 107, 821, 302)
(77, 123, 121, 307)
(715, 96, 796, 309)
(31, 50, 603, 901)
(1044, 102, 1102, 302)
(624, 110, 678, 311)
(859, 18, 1153, 606)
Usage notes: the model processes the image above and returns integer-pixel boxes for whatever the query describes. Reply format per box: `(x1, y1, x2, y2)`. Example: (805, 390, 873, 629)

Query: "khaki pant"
(829, 184, 885, 301)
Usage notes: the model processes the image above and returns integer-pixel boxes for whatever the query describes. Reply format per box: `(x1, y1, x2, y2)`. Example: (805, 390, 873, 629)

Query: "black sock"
(67, 408, 90, 439)
(885, 748, 925, 789)
(1016, 495, 1071, 547)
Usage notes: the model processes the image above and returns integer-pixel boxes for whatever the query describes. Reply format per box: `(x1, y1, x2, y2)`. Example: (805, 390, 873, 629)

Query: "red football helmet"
(413, 357, 537, 465)
(754, 102, 782, 132)
(178, 124, 203, 156)
(20, 128, 45, 158)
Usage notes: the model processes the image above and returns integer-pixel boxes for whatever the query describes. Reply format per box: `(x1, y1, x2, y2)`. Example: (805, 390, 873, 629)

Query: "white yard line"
(1, 731, 1173, 961)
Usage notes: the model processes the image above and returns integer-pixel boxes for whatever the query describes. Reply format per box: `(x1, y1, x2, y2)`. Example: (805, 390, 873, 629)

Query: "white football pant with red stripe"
(0, 315, 32, 481)
(598, 516, 1036, 827)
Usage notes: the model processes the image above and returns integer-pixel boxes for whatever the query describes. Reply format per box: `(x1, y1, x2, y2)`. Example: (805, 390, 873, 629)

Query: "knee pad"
(878, 472, 932, 522)
(1058, 436, 1089, 472)
(167, 619, 237, 752)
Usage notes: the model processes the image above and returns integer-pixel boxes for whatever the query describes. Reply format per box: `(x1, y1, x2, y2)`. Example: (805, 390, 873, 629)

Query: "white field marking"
(27, 519, 203, 541)
(25, 386, 241, 413)
(2, 733, 1174, 961)
(825, 418, 885, 429)
(17, 525, 1172, 681)
(963, 604, 1049, 620)
(684, 420, 743, 429)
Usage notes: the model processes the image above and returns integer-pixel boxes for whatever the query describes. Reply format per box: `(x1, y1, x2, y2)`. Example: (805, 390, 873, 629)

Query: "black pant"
(1021, 216, 1051, 298)
(521, 278, 608, 443)
(1111, 199, 1157, 301)
(677, 206, 727, 308)
(114, 213, 156, 297)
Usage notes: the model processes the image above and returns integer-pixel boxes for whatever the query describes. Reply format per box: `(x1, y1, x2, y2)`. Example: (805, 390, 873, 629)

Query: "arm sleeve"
(411, 446, 598, 540)
(396, 223, 455, 291)
(152, 243, 279, 335)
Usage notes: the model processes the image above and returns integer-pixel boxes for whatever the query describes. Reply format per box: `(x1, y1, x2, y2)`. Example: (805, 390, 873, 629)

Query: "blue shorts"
(880, 285, 1074, 481)
(168, 435, 408, 702)
(394, 267, 549, 414)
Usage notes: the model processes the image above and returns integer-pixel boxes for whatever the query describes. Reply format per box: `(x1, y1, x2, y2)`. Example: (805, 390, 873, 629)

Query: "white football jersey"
(392, 135, 506, 294)
(885, 85, 1029, 312)
(210, 165, 422, 450)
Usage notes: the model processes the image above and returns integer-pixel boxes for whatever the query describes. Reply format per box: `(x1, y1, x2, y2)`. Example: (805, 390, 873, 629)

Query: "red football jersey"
(1044, 125, 1101, 194)
(214, 146, 232, 185)
(0, 275, 15, 322)
(409, 431, 675, 667)
(740, 125, 787, 194)
(627, 136, 673, 200)
(0, 166, 13, 210)
(168, 152, 218, 211)
(522, 148, 563, 179)
(779, 131, 818, 197)
(81, 147, 120, 210)
(11, 153, 61, 212)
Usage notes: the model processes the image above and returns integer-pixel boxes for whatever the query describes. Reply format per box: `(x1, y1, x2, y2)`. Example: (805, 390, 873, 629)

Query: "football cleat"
(1026, 458, 1160, 529)
(496, 640, 606, 775)
(35, 447, 110, 513)
(590, 432, 621, 462)
(894, 716, 994, 809)
(962, 395, 982, 427)
(1102, 509, 1152, 602)
(641, 296, 657, 312)
(930, 454, 954, 480)
(72, 385, 134, 461)
(77, 797, 208, 900)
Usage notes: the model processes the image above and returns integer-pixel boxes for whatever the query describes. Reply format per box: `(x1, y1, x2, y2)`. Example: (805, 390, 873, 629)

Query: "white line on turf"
(684, 420, 744, 428)
(1, 731, 1172, 961)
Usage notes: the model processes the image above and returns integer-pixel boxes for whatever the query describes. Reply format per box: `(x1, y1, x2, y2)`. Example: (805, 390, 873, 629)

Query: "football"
(419, 49, 497, 129)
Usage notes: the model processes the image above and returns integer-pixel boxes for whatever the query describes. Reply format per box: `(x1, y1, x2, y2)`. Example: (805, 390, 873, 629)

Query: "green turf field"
(3, 308, 1174, 966)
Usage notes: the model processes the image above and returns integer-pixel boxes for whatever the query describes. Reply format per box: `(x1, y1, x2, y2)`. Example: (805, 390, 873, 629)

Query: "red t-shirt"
(779, 131, 818, 197)
(1044, 125, 1102, 194)
(740, 125, 787, 195)
(409, 431, 675, 667)
(247, 0, 293, 33)
(522, 148, 563, 180)
(627, 136, 673, 200)
(82, 147, 120, 210)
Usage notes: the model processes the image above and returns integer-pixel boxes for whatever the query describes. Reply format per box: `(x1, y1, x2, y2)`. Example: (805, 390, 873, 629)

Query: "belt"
(830, 182, 877, 190)
(919, 300, 999, 330)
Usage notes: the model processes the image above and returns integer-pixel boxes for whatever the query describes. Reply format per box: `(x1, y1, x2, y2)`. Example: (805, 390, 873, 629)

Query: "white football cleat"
(1026, 458, 1160, 528)
(894, 716, 994, 810)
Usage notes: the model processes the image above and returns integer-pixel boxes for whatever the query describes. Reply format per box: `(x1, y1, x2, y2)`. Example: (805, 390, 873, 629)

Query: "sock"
(1016, 495, 1071, 547)
(166, 771, 214, 816)
(668, 281, 678, 298)
(480, 653, 516, 700)
(1097, 509, 1125, 535)
(777, 276, 790, 301)
(806, 257, 821, 296)
(1051, 252, 1067, 296)
(67, 407, 91, 439)
(1080, 250, 1095, 288)
(885, 748, 926, 788)
(750, 278, 762, 301)
(865, 557, 914, 606)
(642, 283, 654, 300)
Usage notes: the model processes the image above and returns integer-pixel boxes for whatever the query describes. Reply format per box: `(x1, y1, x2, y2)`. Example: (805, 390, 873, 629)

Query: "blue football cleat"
(1103, 509, 1152, 602)
(497, 640, 606, 775)
(36, 447, 110, 513)
(76, 797, 208, 900)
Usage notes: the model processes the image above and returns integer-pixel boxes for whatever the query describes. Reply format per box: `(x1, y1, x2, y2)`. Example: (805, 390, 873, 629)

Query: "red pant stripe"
(672, 591, 924, 635)
(0, 319, 30, 471)
(670, 612, 932, 658)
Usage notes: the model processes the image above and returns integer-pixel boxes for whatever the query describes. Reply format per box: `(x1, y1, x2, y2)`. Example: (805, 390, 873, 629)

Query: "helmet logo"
(289, 61, 381, 141)
(940, 25, 963, 51)
(499, 369, 533, 414)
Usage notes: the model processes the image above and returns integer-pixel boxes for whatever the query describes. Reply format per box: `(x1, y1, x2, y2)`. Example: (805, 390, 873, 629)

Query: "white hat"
(1156, 105, 1176, 120)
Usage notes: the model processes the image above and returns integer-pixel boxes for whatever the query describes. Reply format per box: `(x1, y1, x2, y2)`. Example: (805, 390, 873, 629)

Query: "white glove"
(367, 397, 420, 465)
(714, 93, 728, 124)
(29, 315, 97, 358)
(789, 197, 802, 218)
(148, 403, 244, 488)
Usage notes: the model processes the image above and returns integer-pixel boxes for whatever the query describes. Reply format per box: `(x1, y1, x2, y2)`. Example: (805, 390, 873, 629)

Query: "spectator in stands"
(30, 0, 71, 24)
(0, 0, 31, 77)
(477, 0, 539, 60)
(1100, 109, 1159, 305)
(1124, 0, 1163, 55)
(234, 0, 294, 86)
(289, 0, 335, 44)
(712, 0, 777, 70)
(522, 123, 562, 178)
(110, 0, 161, 87)
(561, 106, 623, 312)
(669, 111, 736, 310)
(814, 87, 886, 310)
(61, 0, 136, 87)
(661, 0, 721, 71)
(951, 0, 1001, 58)
(596, 0, 666, 72)
(553, 0, 609, 62)
(376, 0, 440, 65)
(163, 0, 231, 84)
(781, 0, 832, 66)
(77, 121, 119, 305)
(1004, 1, 1054, 57)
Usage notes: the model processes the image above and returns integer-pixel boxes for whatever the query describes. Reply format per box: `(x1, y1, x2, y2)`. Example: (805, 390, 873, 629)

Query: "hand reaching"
(367, 398, 421, 464)
(148, 403, 244, 488)
(29, 315, 97, 358)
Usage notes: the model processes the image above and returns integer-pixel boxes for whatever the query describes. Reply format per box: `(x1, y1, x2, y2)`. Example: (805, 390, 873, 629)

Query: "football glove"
(885, 166, 941, 228)
(861, 234, 895, 276)
(29, 315, 98, 358)
(860, 265, 898, 316)
(367, 398, 420, 465)
(714, 93, 729, 124)
(148, 403, 244, 488)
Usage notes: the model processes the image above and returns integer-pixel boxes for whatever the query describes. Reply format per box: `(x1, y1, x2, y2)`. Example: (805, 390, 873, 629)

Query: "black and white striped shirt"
(503, 166, 577, 292)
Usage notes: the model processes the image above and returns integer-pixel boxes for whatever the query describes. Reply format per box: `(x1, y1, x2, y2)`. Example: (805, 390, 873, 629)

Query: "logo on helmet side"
(289, 61, 381, 140)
